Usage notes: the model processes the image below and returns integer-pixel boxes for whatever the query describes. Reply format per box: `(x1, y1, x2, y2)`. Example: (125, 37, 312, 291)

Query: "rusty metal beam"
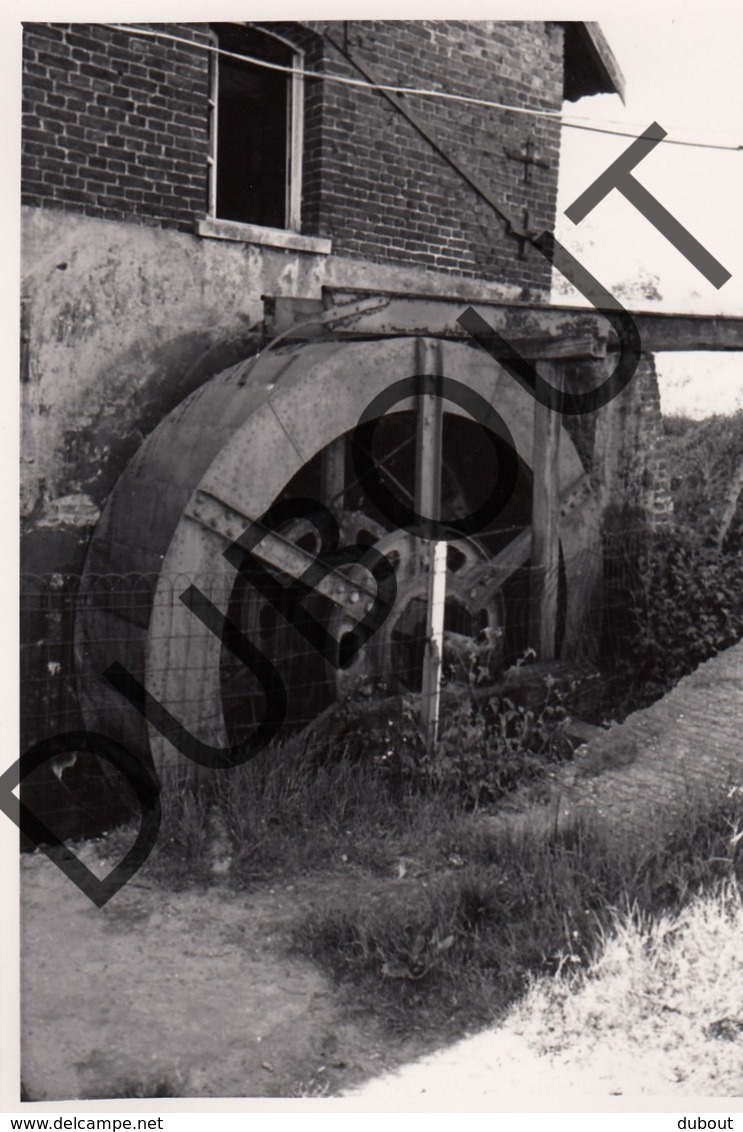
(323, 31, 527, 248)
(307, 289, 743, 354)
(466, 473, 593, 602)
(185, 489, 377, 607)
(261, 293, 390, 344)
(264, 294, 608, 358)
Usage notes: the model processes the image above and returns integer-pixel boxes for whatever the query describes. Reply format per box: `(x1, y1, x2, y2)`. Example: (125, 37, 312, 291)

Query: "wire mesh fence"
(19, 544, 637, 728)
(18, 526, 692, 835)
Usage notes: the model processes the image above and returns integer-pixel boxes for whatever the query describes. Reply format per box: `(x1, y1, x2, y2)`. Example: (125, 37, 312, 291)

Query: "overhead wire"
(101, 22, 743, 153)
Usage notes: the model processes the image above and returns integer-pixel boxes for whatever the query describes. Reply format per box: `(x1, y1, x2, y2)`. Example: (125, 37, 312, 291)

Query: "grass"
(509, 881, 743, 1094)
(108, 662, 626, 895)
(106, 717, 743, 1061)
(129, 692, 574, 890)
(112, 1074, 182, 1099)
(289, 786, 743, 1039)
(139, 731, 454, 888)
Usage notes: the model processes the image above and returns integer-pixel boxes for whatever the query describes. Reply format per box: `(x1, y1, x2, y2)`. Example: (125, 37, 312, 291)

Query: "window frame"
(207, 23, 305, 233)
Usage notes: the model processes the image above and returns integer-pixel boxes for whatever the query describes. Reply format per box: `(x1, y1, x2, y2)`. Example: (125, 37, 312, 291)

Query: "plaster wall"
(21, 205, 527, 575)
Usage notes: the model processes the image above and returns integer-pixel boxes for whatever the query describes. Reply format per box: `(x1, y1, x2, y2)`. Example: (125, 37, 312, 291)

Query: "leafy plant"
(604, 522, 743, 715)
(419, 688, 570, 806)
(664, 409, 743, 550)
(341, 678, 571, 809)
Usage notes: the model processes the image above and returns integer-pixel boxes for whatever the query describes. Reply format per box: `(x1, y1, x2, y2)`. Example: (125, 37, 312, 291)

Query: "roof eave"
(562, 21, 627, 105)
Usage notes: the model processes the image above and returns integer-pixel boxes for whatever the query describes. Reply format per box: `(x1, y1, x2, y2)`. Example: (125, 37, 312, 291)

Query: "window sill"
(196, 217, 332, 255)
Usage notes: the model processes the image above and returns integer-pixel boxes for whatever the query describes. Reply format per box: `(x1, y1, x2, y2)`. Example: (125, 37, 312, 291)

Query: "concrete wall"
(21, 205, 531, 575)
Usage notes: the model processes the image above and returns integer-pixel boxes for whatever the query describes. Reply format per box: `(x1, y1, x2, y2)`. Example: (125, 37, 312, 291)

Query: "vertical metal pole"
(421, 541, 447, 744)
(414, 338, 445, 745)
(529, 359, 563, 660)
(207, 30, 218, 217)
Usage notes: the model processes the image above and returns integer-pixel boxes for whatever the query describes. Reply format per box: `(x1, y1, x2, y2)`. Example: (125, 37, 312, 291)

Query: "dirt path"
(341, 1027, 674, 1105)
(341, 1018, 743, 1106)
(343, 643, 743, 1105)
(20, 848, 426, 1101)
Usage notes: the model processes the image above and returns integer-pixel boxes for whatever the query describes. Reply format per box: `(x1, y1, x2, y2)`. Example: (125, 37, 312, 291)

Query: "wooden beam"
(414, 339, 444, 520)
(630, 311, 743, 353)
(563, 22, 626, 103)
(321, 437, 346, 511)
(420, 542, 447, 747)
(529, 360, 563, 660)
(414, 339, 446, 746)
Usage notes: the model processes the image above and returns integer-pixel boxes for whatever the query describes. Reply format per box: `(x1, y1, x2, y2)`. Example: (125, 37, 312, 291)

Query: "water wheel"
(77, 336, 600, 785)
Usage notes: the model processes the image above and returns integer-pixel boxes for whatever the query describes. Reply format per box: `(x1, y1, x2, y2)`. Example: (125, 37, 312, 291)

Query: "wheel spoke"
(185, 488, 377, 606)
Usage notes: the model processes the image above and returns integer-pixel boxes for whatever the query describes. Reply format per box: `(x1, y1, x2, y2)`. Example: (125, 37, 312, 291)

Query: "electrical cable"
(100, 22, 743, 153)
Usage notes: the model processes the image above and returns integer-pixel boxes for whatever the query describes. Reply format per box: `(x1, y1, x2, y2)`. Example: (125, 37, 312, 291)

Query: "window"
(209, 24, 303, 231)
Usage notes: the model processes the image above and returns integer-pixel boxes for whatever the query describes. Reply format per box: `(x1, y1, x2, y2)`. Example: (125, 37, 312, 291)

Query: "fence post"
(420, 540, 447, 746)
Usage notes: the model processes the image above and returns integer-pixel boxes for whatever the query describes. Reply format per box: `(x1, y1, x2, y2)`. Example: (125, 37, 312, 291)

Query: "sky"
(552, 9, 743, 417)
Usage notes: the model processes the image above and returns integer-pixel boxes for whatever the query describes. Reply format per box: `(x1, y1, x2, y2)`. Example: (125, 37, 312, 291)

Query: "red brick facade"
(22, 20, 564, 293)
(21, 23, 212, 228)
(302, 20, 563, 292)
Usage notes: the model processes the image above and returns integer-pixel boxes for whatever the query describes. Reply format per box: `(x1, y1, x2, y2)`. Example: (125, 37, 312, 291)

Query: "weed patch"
(603, 517, 743, 717)
(291, 789, 743, 1038)
(134, 688, 573, 890)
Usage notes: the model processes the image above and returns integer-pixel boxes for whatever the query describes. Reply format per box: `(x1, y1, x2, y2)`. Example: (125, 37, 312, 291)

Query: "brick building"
(22, 20, 674, 830)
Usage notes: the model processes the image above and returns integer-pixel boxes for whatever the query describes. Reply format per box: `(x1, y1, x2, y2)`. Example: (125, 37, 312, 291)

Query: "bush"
(603, 520, 743, 716)
(664, 409, 743, 550)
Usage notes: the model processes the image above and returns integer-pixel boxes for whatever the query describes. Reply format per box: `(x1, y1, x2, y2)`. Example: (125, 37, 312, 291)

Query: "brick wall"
(22, 20, 564, 292)
(592, 353, 674, 527)
(22, 22, 211, 229)
(308, 20, 563, 293)
(632, 355, 674, 526)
